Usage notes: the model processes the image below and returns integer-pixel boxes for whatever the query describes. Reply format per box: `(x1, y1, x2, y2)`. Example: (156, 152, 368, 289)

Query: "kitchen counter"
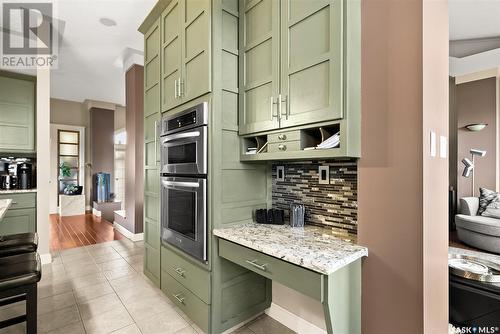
(0, 199, 12, 220)
(0, 189, 37, 194)
(213, 223, 368, 275)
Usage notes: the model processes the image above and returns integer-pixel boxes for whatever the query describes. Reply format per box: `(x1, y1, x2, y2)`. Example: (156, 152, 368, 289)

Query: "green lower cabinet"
(0, 208, 36, 235)
(144, 243, 161, 286)
(162, 270, 210, 333)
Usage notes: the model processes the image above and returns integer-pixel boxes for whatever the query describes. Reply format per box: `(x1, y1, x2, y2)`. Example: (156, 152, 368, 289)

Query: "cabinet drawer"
(161, 246, 210, 303)
(218, 239, 322, 300)
(267, 141, 301, 153)
(0, 208, 36, 235)
(161, 271, 209, 333)
(268, 131, 300, 143)
(0, 193, 36, 210)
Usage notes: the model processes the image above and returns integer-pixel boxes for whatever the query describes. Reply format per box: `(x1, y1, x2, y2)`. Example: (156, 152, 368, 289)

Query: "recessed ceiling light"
(99, 17, 117, 27)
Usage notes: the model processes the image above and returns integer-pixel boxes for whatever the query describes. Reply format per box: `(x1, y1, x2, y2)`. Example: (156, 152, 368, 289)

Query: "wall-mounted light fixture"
(462, 148, 487, 196)
(465, 123, 488, 132)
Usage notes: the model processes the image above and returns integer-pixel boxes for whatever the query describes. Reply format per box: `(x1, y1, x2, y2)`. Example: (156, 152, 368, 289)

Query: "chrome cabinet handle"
(174, 79, 178, 99)
(245, 259, 267, 271)
(278, 134, 287, 140)
(173, 293, 185, 304)
(278, 94, 282, 120)
(162, 131, 201, 143)
(278, 144, 286, 151)
(174, 267, 186, 277)
(11, 201, 18, 205)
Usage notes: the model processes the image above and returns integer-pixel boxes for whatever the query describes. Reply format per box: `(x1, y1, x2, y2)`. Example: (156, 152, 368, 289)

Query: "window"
(58, 130, 80, 196)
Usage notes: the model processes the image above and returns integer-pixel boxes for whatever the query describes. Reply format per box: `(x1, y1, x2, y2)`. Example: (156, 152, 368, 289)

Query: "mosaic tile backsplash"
(272, 160, 358, 236)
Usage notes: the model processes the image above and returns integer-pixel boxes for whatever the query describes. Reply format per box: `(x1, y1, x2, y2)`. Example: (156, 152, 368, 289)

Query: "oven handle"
(162, 131, 201, 144)
(162, 180, 200, 189)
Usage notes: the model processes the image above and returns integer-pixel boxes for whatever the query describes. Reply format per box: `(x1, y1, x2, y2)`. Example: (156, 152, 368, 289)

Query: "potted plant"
(60, 162, 72, 179)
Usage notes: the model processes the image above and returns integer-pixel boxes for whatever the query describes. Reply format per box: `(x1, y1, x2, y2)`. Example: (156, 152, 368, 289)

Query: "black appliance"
(17, 163, 33, 189)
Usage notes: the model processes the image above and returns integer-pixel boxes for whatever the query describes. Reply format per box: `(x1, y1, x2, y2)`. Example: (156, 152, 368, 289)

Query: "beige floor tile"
(64, 262, 101, 278)
(37, 304, 81, 333)
(99, 258, 131, 271)
(124, 254, 143, 265)
(114, 282, 160, 303)
(45, 320, 86, 334)
(92, 250, 123, 264)
(247, 315, 295, 334)
(103, 265, 136, 281)
(110, 324, 142, 334)
(174, 326, 199, 334)
(38, 291, 76, 315)
(68, 272, 107, 290)
(122, 293, 175, 322)
(78, 293, 124, 320)
(73, 281, 114, 304)
(0, 323, 25, 334)
(82, 305, 134, 334)
(231, 327, 255, 334)
(60, 251, 92, 264)
(38, 280, 73, 299)
(0, 302, 24, 322)
(136, 311, 190, 334)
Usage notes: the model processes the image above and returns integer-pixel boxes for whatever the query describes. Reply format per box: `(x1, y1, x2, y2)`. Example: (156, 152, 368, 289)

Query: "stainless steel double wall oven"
(160, 102, 208, 262)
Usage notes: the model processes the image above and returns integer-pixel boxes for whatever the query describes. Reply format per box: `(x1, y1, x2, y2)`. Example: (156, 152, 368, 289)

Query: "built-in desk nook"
(213, 223, 368, 334)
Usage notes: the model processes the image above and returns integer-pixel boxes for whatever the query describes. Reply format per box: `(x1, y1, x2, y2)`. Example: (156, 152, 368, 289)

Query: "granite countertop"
(213, 223, 368, 275)
(0, 199, 13, 220)
(0, 189, 37, 194)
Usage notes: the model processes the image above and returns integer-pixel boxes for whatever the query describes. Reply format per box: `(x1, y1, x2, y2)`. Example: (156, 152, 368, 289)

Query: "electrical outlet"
(319, 165, 330, 184)
(276, 166, 285, 181)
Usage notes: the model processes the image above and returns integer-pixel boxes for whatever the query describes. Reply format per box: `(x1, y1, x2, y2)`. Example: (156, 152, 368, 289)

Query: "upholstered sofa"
(455, 197, 500, 254)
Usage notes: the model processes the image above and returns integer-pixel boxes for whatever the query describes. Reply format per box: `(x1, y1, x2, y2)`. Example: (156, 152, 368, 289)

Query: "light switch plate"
(319, 166, 330, 184)
(430, 131, 437, 157)
(276, 166, 285, 181)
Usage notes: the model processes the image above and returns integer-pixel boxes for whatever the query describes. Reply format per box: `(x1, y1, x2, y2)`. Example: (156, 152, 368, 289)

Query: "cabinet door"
(0, 208, 36, 236)
(180, 0, 212, 104)
(144, 20, 161, 287)
(0, 76, 35, 152)
(279, 0, 343, 128)
(238, 0, 280, 135)
(161, 0, 183, 112)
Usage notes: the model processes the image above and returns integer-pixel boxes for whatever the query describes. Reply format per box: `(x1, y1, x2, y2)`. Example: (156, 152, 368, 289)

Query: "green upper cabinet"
(0, 74, 36, 153)
(161, 0, 211, 112)
(280, 0, 342, 128)
(239, 0, 344, 135)
(239, 0, 280, 135)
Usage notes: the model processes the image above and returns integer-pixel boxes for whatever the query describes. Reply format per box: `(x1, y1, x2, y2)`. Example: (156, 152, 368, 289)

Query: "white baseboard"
(92, 208, 101, 217)
(113, 222, 144, 242)
(40, 253, 52, 265)
(266, 303, 326, 334)
(86, 205, 92, 211)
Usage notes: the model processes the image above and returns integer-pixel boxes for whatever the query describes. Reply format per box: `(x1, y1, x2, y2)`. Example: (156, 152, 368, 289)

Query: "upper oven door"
(161, 176, 207, 262)
(160, 125, 207, 175)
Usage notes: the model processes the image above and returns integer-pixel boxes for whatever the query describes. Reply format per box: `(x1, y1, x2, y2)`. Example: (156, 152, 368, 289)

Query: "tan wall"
(358, 0, 448, 333)
(50, 98, 88, 127)
(115, 105, 126, 131)
(455, 78, 497, 199)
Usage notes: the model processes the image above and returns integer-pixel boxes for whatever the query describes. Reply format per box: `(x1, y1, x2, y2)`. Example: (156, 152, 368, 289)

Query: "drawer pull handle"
(245, 259, 267, 271)
(278, 144, 286, 151)
(173, 293, 185, 304)
(174, 267, 186, 277)
(278, 134, 287, 140)
(11, 202, 18, 205)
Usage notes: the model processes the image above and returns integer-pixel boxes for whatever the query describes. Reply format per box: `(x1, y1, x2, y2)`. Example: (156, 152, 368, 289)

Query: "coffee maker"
(17, 163, 33, 189)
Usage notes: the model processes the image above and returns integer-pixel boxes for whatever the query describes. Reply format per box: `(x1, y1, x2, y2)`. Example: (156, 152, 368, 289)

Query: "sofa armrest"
(460, 197, 479, 216)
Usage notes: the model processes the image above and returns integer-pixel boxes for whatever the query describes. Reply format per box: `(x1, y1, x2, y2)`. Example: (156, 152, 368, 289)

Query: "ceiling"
(50, 0, 156, 105)
(450, 0, 500, 76)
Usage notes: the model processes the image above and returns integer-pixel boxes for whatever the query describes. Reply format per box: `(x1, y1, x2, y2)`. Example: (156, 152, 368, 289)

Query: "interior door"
(238, 0, 281, 135)
(180, 0, 211, 103)
(279, 0, 343, 128)
(161, 0, 182, 112)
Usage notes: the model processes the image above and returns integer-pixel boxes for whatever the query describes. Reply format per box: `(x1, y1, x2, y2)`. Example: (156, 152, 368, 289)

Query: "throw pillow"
(481, 195, 500, 219)
(478, 188, 500, 215)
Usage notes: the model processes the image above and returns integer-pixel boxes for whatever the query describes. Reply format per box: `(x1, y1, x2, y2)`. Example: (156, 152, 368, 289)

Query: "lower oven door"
(161, 176, 207, 262)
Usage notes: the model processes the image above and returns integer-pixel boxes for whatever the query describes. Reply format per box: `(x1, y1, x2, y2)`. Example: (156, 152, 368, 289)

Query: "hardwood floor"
(50, 213, 125, 251)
